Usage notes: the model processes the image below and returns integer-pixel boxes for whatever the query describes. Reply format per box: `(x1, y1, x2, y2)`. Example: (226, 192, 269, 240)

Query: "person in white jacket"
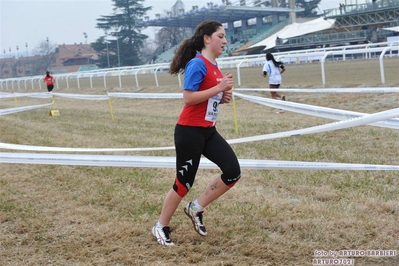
(262, 53, 286, 101)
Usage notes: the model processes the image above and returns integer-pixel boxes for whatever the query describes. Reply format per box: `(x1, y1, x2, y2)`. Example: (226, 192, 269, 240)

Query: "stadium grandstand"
(139, 0, 303, 62)
(140, 0, 399, 61)
(253, 0, 399, 54)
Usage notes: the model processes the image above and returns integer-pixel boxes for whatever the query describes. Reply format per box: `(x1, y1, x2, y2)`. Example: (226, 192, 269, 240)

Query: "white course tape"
(1, 152, 398, 170)
(107, 92, 182, 99)
(3, 89, 396, 101)
(233, 92, 399, 129)
(52, 92, 109, 100)
(0, 102, 54, 116)
(1, 91, 397, 152)
(0, 143, 174, 152)
(235, 87, 399, 93)
(0, 99, 397, 151)
(227, 105, 399, 144)
(1, 92, 181, 101)
(0, 92, 53, 99)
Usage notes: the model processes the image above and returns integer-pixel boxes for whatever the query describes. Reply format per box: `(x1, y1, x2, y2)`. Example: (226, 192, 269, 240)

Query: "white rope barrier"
(1, 87, 398, 101)
(0, 91, 182, 100)
(235, 87, 399, 93)
(1, 152, 398, 171)
(0, 142, 174, 152)
(0, 102, 54, 116)
(3, 90, 397, 132)
(233, 92, 399, 129)
(0, 90, 397, 171)
(227, 107, 399, 144)
(107, 92, 183, 99)
(0, 92, 53, 99)
(1, 91, 398, 151)
(0, 103, 397, 151)
(52, 92, 109, 101)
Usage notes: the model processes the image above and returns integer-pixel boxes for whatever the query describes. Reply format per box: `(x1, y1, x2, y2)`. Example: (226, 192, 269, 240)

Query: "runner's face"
(207, 26, 227, 57)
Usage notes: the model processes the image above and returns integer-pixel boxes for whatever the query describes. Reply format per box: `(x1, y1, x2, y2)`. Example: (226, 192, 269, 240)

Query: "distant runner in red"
(44, 71, 54, 92)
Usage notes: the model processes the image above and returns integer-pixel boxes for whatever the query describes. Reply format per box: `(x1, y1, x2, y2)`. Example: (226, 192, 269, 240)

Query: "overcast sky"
(0, 0, 340, 58)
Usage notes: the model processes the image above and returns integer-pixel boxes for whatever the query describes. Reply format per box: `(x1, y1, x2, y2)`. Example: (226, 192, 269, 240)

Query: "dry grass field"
(0, 58, 398, 265)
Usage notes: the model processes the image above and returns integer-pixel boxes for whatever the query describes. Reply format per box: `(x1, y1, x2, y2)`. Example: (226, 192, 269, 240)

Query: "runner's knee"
(221, 164, 241, 187)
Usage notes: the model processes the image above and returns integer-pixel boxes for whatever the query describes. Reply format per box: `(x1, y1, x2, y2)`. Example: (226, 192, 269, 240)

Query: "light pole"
(114, 27, 121, 67)
(83, 32, 88, 44)
(25, 43, 29, 75)
(9, 47, 11, 58)
(116, 35, 120, 67)
(104, 30, 110, 68)
(25, 43, 28, 63)
(2, 50, 5, 79)
(46, 37, 51, 71)
(16, 46, 19, 59)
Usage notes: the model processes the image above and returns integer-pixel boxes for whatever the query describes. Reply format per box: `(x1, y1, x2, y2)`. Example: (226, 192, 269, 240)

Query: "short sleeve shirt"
(44, 75, 54, 85)
(177, 54, 224, 127)
(262, 60, 283, 85)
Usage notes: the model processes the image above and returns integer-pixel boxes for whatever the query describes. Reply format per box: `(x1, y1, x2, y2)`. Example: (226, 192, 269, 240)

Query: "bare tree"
(33, 38, 57, 72)
(154, 0, 191, 52)
(140, 38, 158, 63)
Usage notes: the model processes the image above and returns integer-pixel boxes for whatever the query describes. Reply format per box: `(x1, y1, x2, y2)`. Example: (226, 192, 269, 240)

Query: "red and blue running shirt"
(177, 54, 223, 128)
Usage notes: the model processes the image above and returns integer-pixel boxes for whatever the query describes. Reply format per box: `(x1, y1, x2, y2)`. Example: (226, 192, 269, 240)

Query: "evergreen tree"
(296, 0, 322, 18)
(94, 0, 152, 67)
(91, 35, 113, 68)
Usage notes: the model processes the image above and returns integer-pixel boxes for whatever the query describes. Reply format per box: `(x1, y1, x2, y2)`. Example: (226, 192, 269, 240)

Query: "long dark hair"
(169, 20, 223, 75)
(266, 53, 283, 67)
(46, 71, 50, 77)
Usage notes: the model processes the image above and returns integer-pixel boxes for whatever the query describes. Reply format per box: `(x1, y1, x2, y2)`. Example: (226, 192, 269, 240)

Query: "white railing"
(0, 41, 397, 90)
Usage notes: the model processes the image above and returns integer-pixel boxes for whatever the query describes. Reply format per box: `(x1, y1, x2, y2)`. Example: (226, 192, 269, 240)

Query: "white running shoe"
(152, 225, 174, 246)
(184, 202, 207, 236)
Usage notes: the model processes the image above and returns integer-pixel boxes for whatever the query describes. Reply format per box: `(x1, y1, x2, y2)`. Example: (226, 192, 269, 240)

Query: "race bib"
(205, 92, 222, 122)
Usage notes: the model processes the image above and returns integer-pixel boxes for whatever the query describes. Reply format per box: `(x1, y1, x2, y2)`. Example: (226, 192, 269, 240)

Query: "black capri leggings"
(173, 124, 241, 197)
